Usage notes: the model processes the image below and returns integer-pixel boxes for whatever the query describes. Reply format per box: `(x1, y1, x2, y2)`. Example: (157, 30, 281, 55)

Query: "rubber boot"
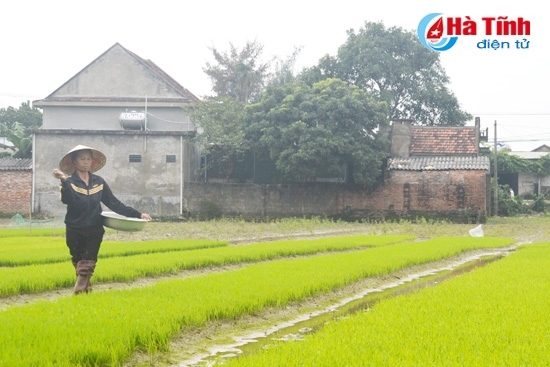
(72, 261, 91, 290)
(74, 275, 89, 294)
(87, 276, 93, 292)
(73, 262, 92, 293)
(74, 260, 96, 294)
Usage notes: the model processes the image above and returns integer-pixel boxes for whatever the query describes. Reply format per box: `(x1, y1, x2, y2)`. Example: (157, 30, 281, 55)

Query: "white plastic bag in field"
(468, 224, 484, 237)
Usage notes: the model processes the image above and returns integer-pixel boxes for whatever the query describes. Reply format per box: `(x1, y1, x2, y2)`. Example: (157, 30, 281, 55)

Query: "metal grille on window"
(129, 154, 142, 163)
(166, 155, 176, 163)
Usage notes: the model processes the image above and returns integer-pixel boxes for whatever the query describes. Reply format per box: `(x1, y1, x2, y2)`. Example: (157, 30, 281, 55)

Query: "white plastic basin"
(101, 211, 147, 232)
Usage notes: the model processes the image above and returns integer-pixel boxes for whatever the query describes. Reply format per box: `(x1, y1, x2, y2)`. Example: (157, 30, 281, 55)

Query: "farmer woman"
(53, 145, 152, 294)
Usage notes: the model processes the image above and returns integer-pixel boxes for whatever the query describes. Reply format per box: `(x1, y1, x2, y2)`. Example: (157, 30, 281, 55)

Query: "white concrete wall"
(33, 131, 196, 217)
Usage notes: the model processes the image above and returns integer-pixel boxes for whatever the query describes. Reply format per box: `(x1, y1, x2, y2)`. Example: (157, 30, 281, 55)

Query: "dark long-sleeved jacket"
(59, 171, 142, 229)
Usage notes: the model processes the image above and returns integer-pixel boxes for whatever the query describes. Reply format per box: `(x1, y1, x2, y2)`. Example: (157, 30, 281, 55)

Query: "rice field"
(0, 217, 549, 366)
(221, 243, 550, 366)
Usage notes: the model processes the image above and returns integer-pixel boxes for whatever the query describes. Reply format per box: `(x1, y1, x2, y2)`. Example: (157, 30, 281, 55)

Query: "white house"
(507, 145, 550, 196)
(32, 43, 200, 217)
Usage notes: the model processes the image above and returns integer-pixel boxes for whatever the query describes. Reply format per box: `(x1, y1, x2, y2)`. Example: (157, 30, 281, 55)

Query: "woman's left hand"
(141, 213, 153, 221)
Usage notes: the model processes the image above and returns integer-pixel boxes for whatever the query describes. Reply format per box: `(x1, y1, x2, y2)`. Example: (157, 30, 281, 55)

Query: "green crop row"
(0, 227, 65, 238)
(0, 235, 412, 296)
(220, 243, 550, 367)
(0, 238, 227, 266)
(0, 236, 514, 366)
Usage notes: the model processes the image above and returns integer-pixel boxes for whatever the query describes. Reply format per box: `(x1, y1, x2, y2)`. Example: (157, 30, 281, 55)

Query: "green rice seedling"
(99, 238, 227, 258)
(0, 236, 515, 366)
(0, 262, 76, 295)
(0, 235, 412, 296)
(0, 238, 226, 267)
(219, 243, 550, 367)
(0, 227, 65, 238)
(0, 237, 68, 266)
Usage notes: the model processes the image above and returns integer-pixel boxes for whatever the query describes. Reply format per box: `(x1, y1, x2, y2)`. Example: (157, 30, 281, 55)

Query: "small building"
(380, 120, 490, 221)
(32, 43, 200, 217)
(507, 146, 550, 196)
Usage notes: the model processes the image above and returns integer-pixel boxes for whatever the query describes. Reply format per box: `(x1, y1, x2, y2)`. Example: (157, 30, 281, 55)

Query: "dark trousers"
(66, 226, 105, 263)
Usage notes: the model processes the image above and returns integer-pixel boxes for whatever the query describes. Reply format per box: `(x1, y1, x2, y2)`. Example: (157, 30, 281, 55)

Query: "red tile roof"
(410, 127, 478, 155)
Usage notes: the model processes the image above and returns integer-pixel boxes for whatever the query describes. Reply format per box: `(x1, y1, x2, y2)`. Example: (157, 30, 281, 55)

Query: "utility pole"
(493, 120, 498, 216)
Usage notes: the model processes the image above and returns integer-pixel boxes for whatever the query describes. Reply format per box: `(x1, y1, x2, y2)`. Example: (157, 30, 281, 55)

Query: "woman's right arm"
(53, 169, 67, 182)
(53, 169, 72, 204)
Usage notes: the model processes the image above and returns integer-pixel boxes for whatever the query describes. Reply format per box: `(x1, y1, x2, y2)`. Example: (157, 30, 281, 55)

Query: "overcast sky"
(1, 0, 547, 151)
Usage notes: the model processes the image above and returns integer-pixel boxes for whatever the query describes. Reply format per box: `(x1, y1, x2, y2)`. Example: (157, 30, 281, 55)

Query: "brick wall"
(183, 169, 489, 223)
(14, 167, 487, 222)
(339, 170, 488, 212)
(184, 182, 341, 218)
(0, 170, 32, 214)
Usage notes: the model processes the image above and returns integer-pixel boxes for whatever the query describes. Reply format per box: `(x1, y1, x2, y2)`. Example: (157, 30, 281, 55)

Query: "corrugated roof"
(510, 151, 550, 160)
(410, 127, 478, 155)
(0, 158, 32, 171)
(388, 156, 490, 171)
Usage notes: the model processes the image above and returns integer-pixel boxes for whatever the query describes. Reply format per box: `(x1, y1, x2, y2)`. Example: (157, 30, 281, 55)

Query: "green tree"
(0, 122, 32, 158)
(300, 21, 471, 126)
(528, 153, 550, 177)
(0, 101, 42, 158)
(186, 97, 247, 180)
(494, 150, 529, 173)
(197, 42, 303, 181)
(266, 46, 302, 88)
(246, 78, 389, 185)
(203, 40, 272, 103)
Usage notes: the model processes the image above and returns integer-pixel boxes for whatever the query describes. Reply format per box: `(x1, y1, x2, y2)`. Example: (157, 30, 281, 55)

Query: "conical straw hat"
(58, 145, 107, 175)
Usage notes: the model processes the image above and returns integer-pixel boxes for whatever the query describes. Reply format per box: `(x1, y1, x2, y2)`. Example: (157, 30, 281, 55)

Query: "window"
(166, 155, 176, 163)
(129, 154, 142, 163)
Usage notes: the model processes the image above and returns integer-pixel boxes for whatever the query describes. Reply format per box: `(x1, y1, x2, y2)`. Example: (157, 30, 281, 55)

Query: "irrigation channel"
(171, 245, 518, 367)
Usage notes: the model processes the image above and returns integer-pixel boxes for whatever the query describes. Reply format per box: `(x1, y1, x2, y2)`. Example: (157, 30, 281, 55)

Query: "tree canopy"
(186, 97, 247, 179)
(0, 101, 42, 158)
(193, 22, 473, 184)
(300, 21, 471, 126)
(203, 40, 272, 103)
(493, 150, 550, 178)
(245, 78, 389, 185)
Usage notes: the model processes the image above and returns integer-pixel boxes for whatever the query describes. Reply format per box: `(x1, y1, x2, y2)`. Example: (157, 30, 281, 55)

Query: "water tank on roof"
(119, 112, 146, 130)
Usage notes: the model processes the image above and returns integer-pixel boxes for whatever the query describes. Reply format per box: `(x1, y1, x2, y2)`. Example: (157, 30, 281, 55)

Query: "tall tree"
(0, 101, 42, 158)
(266, 46, 302, 88)
(203, 40, 272, 103)
(197, 42, 304, 181)
(0, 122, 33, 158)
(246, 78, 389, 185)
(300, 21, 471, 126)
(186, 97, 247, 180)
